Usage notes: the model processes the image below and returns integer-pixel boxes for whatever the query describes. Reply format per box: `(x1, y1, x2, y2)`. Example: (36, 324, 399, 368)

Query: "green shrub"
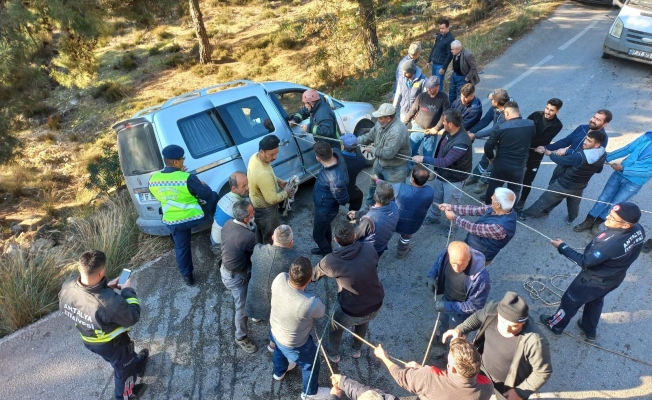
(148, 45, 162, 56)
(85, 144, 124, 193)
(261, 10, 276, 19)
(274, 35, 300, 50)
(115, 51, 138, 70)
(153, 26, 174, 40)
(168, 42, 182, 53)
(0, 247, 73, 337)
(164, 53, 187, 68)
(90, 82, 129, 102)
(192, 63, 219, 77)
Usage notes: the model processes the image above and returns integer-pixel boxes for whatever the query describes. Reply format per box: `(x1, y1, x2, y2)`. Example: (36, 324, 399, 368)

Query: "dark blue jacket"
(360, 202, 399, 253)
(465, 209, 517, 262)
(450, 96, 483, 131)
(342, 149, 366, 192)
(292, 96, 340, 148)
(472, 106, 506, 138)
(546, 125, 609, 155)
(392, 183, 435, 235)
(313, 153, 349, 212)
(427, 247, 490, 316)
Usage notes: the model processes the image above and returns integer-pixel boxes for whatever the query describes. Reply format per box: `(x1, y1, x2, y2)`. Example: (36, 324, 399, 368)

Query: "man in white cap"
(405, 75, 450, 158)
(357, 103, 410, 208)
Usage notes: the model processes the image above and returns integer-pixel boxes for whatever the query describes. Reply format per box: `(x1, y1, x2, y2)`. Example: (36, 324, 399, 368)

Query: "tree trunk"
(189, 0, 211, 64)
(357, 0, 379, 67)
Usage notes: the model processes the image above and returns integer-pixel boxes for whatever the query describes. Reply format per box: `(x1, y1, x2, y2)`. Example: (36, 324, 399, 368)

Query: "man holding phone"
(59, 250, 149, 400)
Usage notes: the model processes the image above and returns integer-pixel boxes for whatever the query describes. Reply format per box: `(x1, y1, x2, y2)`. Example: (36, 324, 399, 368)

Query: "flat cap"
(259, 134, 281, 151)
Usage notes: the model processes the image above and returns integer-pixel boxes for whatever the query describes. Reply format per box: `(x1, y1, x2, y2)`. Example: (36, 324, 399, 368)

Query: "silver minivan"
(603, 0, 652, 64)
(113, 80, 376, 236)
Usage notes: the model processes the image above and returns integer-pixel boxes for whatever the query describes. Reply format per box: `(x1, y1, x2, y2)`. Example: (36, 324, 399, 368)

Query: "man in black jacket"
(514, 98, 564, 212)
(313, 221, 383, 363)
(521, 130, 607, 224)
(443, 292, 552, 400)
(312, 142, 350, 256)
(290, 89, 340, 148)
(426, 19, 455, 92)
(59, 250, 149, 400)
(340, 133, 366, 211)
(541, 202, 645, 341)
(483, 101, 535, 204)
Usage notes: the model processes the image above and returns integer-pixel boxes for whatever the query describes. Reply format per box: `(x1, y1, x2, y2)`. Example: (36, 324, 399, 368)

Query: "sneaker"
(538, 314, 562, 337)
(183, 273, 195, 287)
(643, 239, 652, 254)
(267, 341, 276, 353)
(136, 349, 149, 377)
(310, 248, 325, 256)
(351, 349, 362, 359)
(326, 352, 341, 363)
(251, 318, 262, 323)
(576, 319, 596, 342)
(565, 217, 574, 226)
(473, 183, 488, 194)
(236, 336, 258, 354)
(396, 247, 410, 259)
(301, 387, 331, 400)
(273, 361, 297, 380)
(517, 211, 527, 222)
(126, 383, 146, 399)
(424, 216, 441, 225)
(573, 217, 595, 233)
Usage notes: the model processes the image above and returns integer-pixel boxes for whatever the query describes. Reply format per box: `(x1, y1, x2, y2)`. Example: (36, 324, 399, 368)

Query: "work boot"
(183, 273, 195, 287)
(573, 214, 596, 232)
(590, 217, 605, 236)
(396, 246, 410, 259)
(126, 383, 146, 399)
(473, 182, 488, 194)
(136, 349, 149, 377)
(642, 239, 652, 253)
(466, 175, 479, 186)
(539, 314, 562, 337)
(576, 319, 596, 342)
(236, 336, 258, 354)
(513, 201, 525, 213)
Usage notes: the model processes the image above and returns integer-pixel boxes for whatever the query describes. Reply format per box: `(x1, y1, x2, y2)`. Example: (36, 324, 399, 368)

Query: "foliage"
(90, 82, 130, 102)
(85, 144, 124, 193)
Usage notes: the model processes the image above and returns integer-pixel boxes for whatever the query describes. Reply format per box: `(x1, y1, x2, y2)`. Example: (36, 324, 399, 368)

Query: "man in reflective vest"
(59, 250, 149, 400)
(149, 145, 218, 286)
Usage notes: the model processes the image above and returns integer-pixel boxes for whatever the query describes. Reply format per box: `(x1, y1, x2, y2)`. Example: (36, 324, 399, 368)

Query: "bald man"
(426, 241, 491, 340)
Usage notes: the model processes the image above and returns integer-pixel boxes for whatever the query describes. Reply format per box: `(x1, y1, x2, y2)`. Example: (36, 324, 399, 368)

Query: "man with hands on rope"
(440, 188, 517, 265)
(541, 202, 645, 342)
(289, 89, 341, 149)
(373, 340, 493, 399)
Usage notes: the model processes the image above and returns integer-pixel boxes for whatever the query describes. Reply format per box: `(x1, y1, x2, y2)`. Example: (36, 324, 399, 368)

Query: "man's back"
(388, 364, 494, 400)
(393, 183, 435, 235)
(342, 149, 366, 190)
(221, 219, 256, 272)
(485, 118, 535, 167)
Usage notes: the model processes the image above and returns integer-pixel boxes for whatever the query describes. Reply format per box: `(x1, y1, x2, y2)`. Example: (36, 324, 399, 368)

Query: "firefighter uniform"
(541, 202, 645, 338)
(149, 145, 218, 285)
(59, 276, 145, 399)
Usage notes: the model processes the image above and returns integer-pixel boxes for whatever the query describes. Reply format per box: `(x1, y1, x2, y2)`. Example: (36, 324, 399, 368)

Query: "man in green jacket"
(442, 291, 552, 400)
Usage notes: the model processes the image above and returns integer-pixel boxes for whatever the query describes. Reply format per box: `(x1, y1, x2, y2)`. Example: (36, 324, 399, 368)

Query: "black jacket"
(291, 96, 340, 148)
(558, 223, 645, 288)
(429, 32, 455, 65)
(313, 241, 383, 317)
(484, 117, 536, 168)
(553, 148, 606, 191)
(313, 153, 350, 212)
(59, 277, 141, 344)
(526, 111, 563, 163)
(434, 128, 473, 182)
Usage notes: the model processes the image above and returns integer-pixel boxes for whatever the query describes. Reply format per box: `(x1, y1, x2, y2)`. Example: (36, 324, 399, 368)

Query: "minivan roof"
(130, 80, 310, 119)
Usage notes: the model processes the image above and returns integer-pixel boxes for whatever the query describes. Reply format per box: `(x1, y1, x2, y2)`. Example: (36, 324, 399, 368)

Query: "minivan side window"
(216, 97, 275, 145)
(177, 109, 234, 159)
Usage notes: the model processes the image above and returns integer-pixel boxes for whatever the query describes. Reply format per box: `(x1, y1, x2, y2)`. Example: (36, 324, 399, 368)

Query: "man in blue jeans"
(445, 40, 480, 104)
(426, 19, 455, 92)
(270, 257, 330, 400)
(311, 141, 350, 256)
(574, 131, 652, 235)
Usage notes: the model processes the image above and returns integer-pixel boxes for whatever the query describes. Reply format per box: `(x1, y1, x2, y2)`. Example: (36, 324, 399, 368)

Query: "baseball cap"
(372, 103, 396, 118)
(425, 76, 440, 89)
(340, 133, 358, 147)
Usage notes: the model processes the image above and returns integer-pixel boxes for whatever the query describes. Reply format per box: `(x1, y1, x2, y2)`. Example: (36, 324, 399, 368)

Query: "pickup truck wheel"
(354, 123, 375, 167)
(602, 52, 611, 59)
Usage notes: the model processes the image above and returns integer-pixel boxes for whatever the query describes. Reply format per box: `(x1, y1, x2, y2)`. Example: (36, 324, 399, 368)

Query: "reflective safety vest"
(149, 170, 204, 225)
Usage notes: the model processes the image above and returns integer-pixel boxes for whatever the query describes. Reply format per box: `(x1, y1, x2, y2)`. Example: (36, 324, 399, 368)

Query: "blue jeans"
(409, 125, 437, 158)
(221, 268, 249, 340)
(167, 218, 203, 278)
(272, 334, 320, 396)
(83, 333, 141, 400)
(313, 209, 338, 254)
(588, 172, 642, 220)
(431, 64, 445, 92)
(448, 72, 467, 104)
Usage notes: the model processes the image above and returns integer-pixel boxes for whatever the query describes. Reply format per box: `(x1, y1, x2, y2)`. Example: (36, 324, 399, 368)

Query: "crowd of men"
(58, 18, 651, 400)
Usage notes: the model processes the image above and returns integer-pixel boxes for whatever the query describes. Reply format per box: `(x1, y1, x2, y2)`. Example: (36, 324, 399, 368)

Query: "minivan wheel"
(602, 52, 611, 59)
(354, 122, 375, 167)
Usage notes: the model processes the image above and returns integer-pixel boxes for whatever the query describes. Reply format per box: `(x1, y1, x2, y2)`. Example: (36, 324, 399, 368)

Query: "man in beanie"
(289, 89, 341, 149)
(357, 103, 410, 208)
(541, 202, 645, 341)
(405, 75, 450, 159)
(149, 144, 218, 286)
(394, 41, 422, 94)
(340, 133, 366, 212)
(248, 135, 296, 244)
(443, 292, 552, 400)
(393, 59, 427, 124)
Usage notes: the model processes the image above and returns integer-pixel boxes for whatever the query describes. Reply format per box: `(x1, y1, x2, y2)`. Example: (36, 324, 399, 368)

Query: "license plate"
(628, 49, 652, 60)
(137, 192, 155, 202)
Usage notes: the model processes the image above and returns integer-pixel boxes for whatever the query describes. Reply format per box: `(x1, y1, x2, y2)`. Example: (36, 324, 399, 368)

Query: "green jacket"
(456, 302, 552, 399)
(357, 117, 410, 168)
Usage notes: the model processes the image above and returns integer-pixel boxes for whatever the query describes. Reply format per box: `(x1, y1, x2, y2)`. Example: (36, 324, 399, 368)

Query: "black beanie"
(498, 291, 529, 323)
(613, 202, 641, 224)
(259, 135, 280, 151)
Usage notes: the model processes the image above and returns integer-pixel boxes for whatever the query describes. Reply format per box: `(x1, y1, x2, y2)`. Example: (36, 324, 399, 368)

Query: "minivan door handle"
(279, 139, 289, 146)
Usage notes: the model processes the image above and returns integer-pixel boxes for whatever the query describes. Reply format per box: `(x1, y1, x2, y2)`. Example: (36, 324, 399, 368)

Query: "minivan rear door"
(211, 95, 305, 181)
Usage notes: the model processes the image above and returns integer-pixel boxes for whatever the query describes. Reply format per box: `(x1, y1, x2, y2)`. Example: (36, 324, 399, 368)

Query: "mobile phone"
(118, 269, 132, 286)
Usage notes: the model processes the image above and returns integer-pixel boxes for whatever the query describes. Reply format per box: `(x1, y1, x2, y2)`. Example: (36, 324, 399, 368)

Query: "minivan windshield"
(630, 0, 652, 10)
(117, 123, 163, 176)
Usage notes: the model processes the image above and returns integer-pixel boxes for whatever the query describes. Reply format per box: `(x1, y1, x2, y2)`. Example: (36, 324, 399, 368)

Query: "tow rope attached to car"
(282, 175, 300, 217)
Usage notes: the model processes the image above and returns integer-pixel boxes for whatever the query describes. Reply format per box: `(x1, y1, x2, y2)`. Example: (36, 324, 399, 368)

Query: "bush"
(0, 247, 73, 337)
(90, 82, 129, 102)
(68, 194, 139, 278)
(46, 116, 61, 131)
(148, 45, 161, 56)
(115, 51, 138, 70)
(192, 63, 219, 77)
(85, 144, 124, 193)
(168, 42, 182, 53)
(153, 26, 174, 40)
(274, 35, 300, 50)
(2, 164, 32, 198)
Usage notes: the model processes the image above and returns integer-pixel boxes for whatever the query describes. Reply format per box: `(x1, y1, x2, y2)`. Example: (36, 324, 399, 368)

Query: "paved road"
(2, 2, 651, 399)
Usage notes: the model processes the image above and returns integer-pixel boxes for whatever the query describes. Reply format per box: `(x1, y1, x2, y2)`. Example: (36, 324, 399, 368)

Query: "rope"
(314, 327, 335, 376)
(330, 319, 408, 366)
(281, 175, 300, 217)
(523, 275, 572, 306)
(303, 306, 335, 399)
(422, 286, 440, 366)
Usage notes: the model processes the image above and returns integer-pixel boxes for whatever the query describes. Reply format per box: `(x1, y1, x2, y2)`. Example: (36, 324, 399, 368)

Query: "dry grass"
(0, 164, 34, 198)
